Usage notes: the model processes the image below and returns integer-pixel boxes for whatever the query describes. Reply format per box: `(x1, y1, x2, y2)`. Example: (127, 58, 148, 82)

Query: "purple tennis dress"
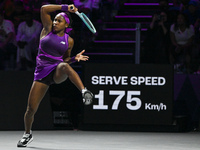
(34, 32, 69, 80)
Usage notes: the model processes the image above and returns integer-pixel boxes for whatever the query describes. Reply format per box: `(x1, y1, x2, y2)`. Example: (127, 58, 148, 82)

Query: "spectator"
(10, 1, 26, 32)
(0, 0, 15, 21)
(16, 11, 42, 70)
(25, 0, 51, 22)
(169, 0, 181, 11)
(184, 1, 200, 72)
(159, 0, 169, 11)
(159, 0, 181, 24)
(0, 10, 17, 70)
(180, 0, 190, 12)
(73, 0, 92, 15)
(72, 0, 93, 51)
(168, 0, 181, 23)
(141, 11, 171, 64)
(169, 13, 195, 73)
(184, 0, 200, 26)
(101, 0, 119, 22)
(91, 0, 101, 22)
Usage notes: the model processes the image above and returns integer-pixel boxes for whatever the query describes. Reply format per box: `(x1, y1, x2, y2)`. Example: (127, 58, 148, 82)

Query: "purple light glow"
(124, 3, 173, 6)
(115, 15, 152, 18)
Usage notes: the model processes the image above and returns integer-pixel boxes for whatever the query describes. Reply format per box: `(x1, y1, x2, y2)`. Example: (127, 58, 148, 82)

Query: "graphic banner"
(83, 64, 173, 125)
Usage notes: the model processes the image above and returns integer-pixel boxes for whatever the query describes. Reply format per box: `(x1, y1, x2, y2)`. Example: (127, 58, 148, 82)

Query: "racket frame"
(70, 6, 96, 34)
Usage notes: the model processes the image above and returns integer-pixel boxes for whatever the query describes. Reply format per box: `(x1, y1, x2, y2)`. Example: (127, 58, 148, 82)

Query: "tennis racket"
(70, 6, 96, 34)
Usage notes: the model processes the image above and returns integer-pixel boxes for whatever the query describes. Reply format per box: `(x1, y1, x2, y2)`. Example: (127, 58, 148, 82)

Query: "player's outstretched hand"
(75, 50, 89, 62)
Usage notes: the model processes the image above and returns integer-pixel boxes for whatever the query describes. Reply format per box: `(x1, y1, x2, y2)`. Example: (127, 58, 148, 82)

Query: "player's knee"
(26, 105, 37, 117)
(63, 63, 70, 69)
(60, 63, 72, 74)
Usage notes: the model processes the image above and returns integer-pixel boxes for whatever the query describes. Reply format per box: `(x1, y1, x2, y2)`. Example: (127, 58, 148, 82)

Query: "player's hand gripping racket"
(70, 6, 96, 34)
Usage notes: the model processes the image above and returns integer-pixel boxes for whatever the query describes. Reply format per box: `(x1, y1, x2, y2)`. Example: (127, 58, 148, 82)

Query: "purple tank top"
(34, 32, 69, 80)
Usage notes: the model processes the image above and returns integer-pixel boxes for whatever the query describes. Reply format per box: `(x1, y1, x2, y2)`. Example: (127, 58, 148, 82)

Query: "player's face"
(53, 15, 68, 33)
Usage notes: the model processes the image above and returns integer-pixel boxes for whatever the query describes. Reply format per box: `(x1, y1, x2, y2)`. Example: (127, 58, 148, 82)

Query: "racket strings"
(82, 15, 94, 29)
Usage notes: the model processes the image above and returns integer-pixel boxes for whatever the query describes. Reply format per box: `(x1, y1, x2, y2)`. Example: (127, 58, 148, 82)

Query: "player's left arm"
(63, 36, 89, 64)
(63, 36, 74, 63)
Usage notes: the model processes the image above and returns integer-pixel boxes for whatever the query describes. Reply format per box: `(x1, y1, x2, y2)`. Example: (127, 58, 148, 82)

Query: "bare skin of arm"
(40, 4, 77, 39)
(63, 36, 89, 64)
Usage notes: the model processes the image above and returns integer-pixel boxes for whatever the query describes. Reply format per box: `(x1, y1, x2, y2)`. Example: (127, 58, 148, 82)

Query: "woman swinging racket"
(17, 4, 93, 147)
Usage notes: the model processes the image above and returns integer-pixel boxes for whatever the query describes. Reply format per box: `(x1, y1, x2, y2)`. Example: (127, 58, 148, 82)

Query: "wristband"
(71, 56, 76, 63)
(61, 4, 69, 11)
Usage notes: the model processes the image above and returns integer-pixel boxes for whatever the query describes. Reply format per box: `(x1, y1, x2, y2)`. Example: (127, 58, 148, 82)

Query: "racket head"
(80, 12, 96, 34)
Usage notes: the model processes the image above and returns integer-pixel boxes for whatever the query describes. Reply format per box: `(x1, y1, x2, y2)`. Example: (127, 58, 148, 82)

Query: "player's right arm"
(40, 4, 77, 39)
(40, 5, 62, 39)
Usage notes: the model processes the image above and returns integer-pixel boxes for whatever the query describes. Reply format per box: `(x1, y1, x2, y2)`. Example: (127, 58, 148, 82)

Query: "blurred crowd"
(0, 0, 200, 74)
(141, 0, 200, 74)
(0, 0, 119, 71)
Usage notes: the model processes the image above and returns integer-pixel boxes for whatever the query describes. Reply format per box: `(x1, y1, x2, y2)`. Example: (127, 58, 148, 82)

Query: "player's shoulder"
(68, 35, 74, 42)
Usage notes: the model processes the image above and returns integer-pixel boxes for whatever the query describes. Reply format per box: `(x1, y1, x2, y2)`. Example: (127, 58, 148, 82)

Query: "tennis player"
(17, 4, 93, 147)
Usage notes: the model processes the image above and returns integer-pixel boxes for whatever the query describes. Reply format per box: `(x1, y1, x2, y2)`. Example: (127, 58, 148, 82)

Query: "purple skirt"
(34, 53, 63, 81)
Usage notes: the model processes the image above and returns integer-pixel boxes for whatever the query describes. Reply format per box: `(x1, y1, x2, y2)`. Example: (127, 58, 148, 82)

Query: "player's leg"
(53, 62, 84, 90)
(17, 81, 49, 147)
(24, 81, 49, 132)
(53, 62, 93, 105)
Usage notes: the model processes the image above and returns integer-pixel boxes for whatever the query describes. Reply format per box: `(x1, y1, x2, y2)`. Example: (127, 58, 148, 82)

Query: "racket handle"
(70, 6, 80, 15)
(70, 6, 74, 10)
(70, 6, 79, 15)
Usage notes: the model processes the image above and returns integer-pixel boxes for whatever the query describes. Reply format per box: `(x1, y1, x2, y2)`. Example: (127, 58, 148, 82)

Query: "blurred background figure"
(0, 0, 15, 21)
(168, 0, 181, 23)
(16, 11, 42, 71)
(101, 0, 119, 22)
(91, 0, 101, 22)
(169, 13, 195, 73)
(0, 10, 17, 70)
(73, 0, 92, 15)
(183, 0, 200, 26)
(141, 10, 171, 64)
(21, 0, 50, 22)
(180, 0, 190, 12)
(183, 0, 200, 73)
(9, 1, 26, 33)
(72, 0, 92, 52)
(159, 0, 169, 11)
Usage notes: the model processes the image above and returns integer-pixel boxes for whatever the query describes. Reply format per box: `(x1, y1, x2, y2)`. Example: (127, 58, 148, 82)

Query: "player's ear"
(65, 23, 69, 28)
